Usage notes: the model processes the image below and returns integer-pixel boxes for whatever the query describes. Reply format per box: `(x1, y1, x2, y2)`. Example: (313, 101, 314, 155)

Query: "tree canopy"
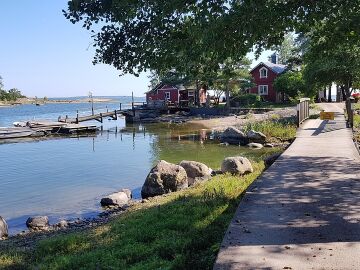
(64, 0, 360, 77)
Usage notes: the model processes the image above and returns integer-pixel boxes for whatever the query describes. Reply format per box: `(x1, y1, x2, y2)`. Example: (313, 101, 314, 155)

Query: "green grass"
(354, 114, 360, 128)
(1, 163, 267, 270)
(243, 117, 297, 141)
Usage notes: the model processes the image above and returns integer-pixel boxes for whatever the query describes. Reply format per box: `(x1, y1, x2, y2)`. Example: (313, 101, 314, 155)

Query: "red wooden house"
(249, 58, 287, 102)
(146, 83, 207, 107)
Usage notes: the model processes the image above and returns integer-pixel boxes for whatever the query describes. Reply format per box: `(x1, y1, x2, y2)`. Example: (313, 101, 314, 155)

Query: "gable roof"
(146, 83, 196, 94)
(250, 61, 287, 74)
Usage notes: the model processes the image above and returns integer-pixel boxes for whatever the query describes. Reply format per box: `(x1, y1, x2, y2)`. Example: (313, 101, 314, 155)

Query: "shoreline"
(0, 97, 119, 107)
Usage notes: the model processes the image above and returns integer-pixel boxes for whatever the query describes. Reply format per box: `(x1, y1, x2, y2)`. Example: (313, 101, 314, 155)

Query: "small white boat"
(0, 127, 35, 139)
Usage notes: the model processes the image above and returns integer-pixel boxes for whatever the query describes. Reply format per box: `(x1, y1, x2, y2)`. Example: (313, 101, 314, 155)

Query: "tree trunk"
(323, 88, 327, 102)
(328, 84, 332, 102)
(344, 83, 353, 128)
(195, 80, 200, 107)
(225, 82, 230, 111)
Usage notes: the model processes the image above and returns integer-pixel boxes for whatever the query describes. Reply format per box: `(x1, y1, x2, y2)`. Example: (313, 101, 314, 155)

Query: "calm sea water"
(0, 97, 276, 234)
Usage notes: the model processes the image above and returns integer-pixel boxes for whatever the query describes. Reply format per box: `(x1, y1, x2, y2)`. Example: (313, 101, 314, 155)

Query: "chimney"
(270, 53, 278, 64)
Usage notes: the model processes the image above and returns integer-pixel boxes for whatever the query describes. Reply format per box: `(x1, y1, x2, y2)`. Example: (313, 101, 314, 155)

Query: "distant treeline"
(0, 75, 25, 101)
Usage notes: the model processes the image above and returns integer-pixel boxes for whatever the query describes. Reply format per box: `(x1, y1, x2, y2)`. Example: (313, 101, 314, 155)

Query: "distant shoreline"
(0, 97, 117, 107)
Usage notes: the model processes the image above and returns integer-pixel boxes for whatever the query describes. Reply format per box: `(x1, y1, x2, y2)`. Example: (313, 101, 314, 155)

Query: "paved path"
(214, 103, 360, 270)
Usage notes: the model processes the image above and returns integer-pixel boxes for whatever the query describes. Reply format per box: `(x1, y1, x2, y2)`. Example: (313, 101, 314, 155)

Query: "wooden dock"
(58, 110, 121, 124)
(57, 102, 146, 124)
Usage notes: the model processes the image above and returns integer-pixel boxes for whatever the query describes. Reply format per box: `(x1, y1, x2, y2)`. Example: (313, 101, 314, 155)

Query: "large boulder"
(179, 160, 212, 186)
(0, 216, 8, 239)
(221, 156, 253, 175)
(26, 216, 49, 231)
(221, 127, 248, 145)
(247, 130, 266, 143)
(101, 191, 130, 207)
(141, 160, 188, 198)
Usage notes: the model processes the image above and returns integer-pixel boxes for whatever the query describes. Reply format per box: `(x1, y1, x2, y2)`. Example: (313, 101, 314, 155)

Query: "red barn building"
(249, 58, 287, 102)
(146, 83, 207, 107)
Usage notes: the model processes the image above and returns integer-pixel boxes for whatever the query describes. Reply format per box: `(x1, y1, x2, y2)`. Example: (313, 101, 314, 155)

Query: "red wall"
(146, 85, 179, 103)
(250, 64, 279, 102)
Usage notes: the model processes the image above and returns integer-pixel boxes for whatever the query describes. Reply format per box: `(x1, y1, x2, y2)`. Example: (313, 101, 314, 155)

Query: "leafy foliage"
(63, 1, 360, 77)
(0, 76, 25, 101)
(273, 71, 308, 99)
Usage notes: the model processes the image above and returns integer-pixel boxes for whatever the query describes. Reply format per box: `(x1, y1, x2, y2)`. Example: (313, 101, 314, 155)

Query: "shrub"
(231, 94, 261, 106)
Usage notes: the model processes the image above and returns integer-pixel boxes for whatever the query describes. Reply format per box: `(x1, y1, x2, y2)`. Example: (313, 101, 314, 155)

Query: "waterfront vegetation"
(0, 162, 268, 270)
(243, 117, 297, 141)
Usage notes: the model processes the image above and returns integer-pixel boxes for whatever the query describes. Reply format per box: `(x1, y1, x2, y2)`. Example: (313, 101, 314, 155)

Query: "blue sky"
(0, 1, 270, 98)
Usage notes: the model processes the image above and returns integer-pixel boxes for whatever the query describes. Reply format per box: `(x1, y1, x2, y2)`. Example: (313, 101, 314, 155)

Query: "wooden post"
(106, 106, 108, 113)
(65, 115, 68, 123)
(100, 113, 103, 123)
(76, 110, 79, 124)
(132, 91, 135, 116)
(114, 110, 117, 120)
(119, 103, 122, 111)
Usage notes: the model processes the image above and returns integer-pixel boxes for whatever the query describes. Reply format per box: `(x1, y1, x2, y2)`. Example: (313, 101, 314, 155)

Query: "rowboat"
(0, 127, 35, 139)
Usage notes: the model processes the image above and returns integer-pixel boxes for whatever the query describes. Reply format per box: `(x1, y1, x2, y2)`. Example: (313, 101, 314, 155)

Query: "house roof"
(146, 83, 196, 94)
(250, 61, 287, 74)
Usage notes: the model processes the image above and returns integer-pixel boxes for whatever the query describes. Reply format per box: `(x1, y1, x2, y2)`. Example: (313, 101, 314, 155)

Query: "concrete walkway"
(214, 103, 360, 270)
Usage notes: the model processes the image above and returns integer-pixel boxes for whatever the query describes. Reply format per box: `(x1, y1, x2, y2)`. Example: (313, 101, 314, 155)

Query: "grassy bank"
(243, 117, 297, 141)
(1, 162, 268, 270)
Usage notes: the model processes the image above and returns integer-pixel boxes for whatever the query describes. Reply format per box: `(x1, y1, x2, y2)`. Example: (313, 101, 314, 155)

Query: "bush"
(231, 94, 261, 106)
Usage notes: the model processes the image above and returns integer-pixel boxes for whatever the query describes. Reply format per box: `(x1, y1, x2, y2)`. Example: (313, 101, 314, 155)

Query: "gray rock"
(120, 188, 132, 199)
(247, 130, 266, 143)
(0, 216, 8, 239)
(57, 220, 68, 228)
(101, 191, 129, 207)
(221, 156, 253, 175)
(26, 216, 49, 231)
(221, 127, 248, 145)
(247, 142, 264, 149)
(141, 160, 188, 198)
(179, 160, 212, 186)
(264, 143, 274, 148)
(264, 153, 282, 167)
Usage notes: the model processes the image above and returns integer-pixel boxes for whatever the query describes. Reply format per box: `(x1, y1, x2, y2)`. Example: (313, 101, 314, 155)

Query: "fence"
(297, 98, 310, 127)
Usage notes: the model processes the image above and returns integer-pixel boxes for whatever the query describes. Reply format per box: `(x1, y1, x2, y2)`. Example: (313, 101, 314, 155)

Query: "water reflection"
(0, 120, 278, 235)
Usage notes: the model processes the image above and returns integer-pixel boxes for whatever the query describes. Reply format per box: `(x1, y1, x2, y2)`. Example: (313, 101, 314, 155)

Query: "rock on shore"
(141, 160, 188, 198)
(247, 130, 266, 143)
(0, 216, 8, 239)
(101, 191, 130, 207)
(26, 216, 49, 231)
(247, 142, 264, 149)
(221, 127, 248, 145)
(221, 156, 253, 175)
(179, 160, 212, 186)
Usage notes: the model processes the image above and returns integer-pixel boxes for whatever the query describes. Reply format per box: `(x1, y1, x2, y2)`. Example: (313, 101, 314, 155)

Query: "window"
(165, 92, 171, 100)
(188, 91, 194, 97)
(258, 85, 268, 95)
(259, 67, 268, 78)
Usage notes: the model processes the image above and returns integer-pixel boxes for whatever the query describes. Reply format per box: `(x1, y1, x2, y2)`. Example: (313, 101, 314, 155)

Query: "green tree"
(274, 71, 307, 100)
(64, 1, 358, 77)
(271, 33, 295, 65)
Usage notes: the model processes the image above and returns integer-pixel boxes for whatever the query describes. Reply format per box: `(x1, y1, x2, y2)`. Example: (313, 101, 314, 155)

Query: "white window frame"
(165, 92, 171, 100)
(259, 67, 268, 78)
(258, 85, 268, 95)
(188, 90, 194, 97)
